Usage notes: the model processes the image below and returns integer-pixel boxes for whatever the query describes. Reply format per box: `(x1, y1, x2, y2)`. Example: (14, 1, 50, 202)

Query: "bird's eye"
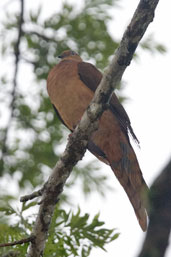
(71, 50, 76, 56)
(71, 51, 75, 55)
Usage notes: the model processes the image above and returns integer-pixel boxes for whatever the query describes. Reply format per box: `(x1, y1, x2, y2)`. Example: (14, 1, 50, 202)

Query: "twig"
(20, 187, 44, 202)
(26, 1, 160, 256)
(25, 30, 58, 43)
(1, 0, 24, 161)
(0, 235, 35, 248)
(137, 158, 171, 257)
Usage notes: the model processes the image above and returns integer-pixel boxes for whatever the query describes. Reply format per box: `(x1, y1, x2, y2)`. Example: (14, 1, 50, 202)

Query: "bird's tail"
(110, 143, 148, 231)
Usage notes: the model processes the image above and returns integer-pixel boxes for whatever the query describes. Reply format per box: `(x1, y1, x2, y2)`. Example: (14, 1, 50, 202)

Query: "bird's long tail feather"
(110, 143, 148, 231)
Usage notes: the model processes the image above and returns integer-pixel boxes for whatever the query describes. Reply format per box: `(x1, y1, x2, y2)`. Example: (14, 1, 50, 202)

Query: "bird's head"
(58, 50, 82, 61)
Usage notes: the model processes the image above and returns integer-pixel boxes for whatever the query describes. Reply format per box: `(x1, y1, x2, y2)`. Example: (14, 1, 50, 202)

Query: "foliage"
(45, 207, 119, 257)
(0, 198, 119, 256)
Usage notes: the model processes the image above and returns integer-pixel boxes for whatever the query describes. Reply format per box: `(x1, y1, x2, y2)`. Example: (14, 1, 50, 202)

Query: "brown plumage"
(47, 50, 148, 231)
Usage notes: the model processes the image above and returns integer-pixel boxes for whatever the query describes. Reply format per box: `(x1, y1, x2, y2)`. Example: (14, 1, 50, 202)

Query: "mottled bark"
(138, 159, 171, 257)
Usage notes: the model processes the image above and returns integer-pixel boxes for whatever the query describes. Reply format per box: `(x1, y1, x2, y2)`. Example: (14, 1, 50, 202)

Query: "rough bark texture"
(26, 0, 160, 256)
(138, 159, 171, 257)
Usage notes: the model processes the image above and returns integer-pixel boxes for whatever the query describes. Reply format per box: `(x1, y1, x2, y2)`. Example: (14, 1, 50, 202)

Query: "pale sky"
(0, 0, 171, 257)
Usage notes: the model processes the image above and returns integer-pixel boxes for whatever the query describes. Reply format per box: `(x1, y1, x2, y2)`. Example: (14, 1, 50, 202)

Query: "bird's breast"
(47, 61, 94, 130)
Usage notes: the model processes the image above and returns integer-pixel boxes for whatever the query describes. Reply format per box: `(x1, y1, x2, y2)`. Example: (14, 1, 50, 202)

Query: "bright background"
(0, 0, 171, 256)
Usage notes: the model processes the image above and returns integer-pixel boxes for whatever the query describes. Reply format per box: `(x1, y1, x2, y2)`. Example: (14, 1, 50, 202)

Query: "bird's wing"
(78, 62, 139, 144)
(78, 62, 102, 92)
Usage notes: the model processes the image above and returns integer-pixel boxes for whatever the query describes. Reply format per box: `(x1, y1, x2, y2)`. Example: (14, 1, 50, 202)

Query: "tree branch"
(24, 30, 59, 43)
(26, 0, 160, 256)
(138, 158, 171, 257)
(0, 235, 35, 248)
(20, 187, 44, 202)
(1, 0, 24, 162)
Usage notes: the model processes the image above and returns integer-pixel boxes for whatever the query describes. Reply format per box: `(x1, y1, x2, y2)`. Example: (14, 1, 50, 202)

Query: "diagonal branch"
(137, 158, 171, 257)
(1, 0, 24, 161)
(26, 0, 160, 256)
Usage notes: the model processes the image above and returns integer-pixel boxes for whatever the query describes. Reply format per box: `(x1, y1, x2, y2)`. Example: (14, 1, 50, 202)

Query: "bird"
(47, 49, 148, 231)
